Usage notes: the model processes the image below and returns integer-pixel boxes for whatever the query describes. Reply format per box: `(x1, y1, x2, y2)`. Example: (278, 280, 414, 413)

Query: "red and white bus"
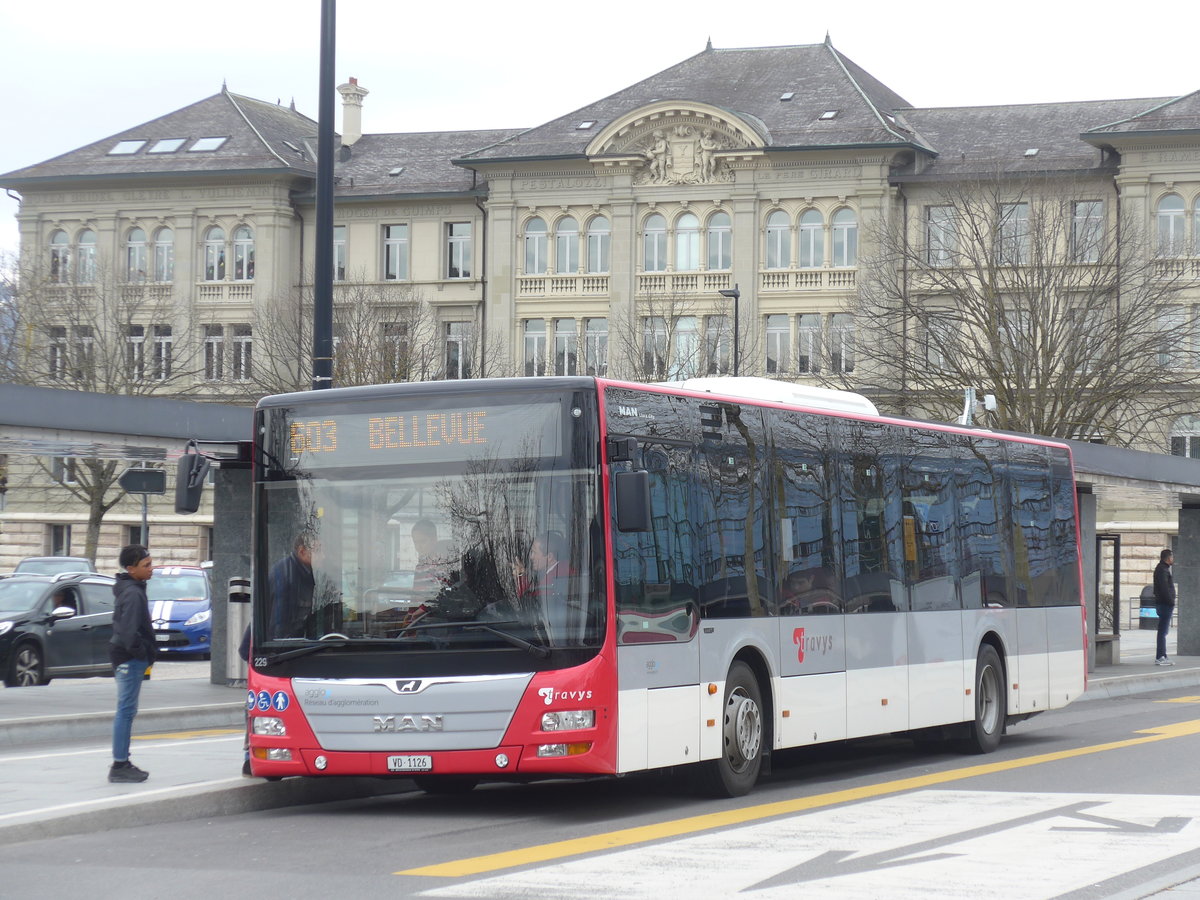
(245, 376, 1087, 796)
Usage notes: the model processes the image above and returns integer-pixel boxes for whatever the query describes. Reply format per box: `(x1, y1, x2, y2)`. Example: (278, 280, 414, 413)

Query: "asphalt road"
(2, 681, 1199, 899)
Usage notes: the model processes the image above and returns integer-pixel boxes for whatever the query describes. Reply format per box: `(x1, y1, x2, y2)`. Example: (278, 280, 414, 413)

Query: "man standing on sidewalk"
(1153, 548, 1177, 667)
(109, 545, 156, 783)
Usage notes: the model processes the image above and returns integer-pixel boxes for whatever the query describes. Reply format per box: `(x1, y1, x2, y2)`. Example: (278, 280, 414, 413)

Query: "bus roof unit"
(668, 377, 879, 417)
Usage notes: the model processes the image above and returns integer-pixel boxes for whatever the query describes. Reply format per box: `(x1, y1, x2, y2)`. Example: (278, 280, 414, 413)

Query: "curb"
(1079, 667, 1200, 700)
(0, 775, 416, 846)
(0, 702, 245, 750)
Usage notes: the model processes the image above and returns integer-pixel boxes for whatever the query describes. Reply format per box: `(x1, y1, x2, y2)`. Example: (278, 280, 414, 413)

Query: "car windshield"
(16, 559, 91, 575)
(148, 573, 208, 602)
(0, 581, 49, 613)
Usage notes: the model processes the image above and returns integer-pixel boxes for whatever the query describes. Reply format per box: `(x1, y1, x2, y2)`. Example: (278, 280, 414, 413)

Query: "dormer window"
(189, 137, 228, 152)
(576, 121, 596, 130)
(819, 110, 839, 120)
(388, 166, 404, 176)
(109, 140, 146, 155)
(1024, 148, 1039, 157)
(780, 92, 795, 101)
(282, 140, 303, 155)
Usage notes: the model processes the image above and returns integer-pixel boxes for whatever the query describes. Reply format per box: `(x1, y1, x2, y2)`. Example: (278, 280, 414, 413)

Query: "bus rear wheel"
(963, 644, 1005, 754)
(697, 661, 764, 798)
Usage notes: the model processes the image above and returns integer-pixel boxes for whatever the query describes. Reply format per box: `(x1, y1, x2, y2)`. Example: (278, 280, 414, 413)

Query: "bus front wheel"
(697, 661, 764, 797)
(964, 644, 1005, 754)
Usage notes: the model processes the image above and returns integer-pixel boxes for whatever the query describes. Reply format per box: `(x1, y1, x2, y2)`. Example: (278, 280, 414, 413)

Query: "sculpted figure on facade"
(633, 122, 735, 185)
(643, 130, 669, 183)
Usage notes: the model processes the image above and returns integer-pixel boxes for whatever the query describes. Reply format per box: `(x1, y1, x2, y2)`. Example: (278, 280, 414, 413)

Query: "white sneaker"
(1156, 657, 1174, 667)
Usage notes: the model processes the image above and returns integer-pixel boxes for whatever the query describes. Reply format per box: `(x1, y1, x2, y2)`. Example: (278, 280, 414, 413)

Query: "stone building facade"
(3, 39, 1200, 618)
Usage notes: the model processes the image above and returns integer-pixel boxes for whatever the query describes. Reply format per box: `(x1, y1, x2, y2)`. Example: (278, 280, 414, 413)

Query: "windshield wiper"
(464, 623, 551, 658)
(263, 635, 350, 664)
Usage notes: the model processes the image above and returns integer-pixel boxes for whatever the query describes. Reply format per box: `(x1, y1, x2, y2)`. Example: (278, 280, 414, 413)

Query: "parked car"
(148, 565, 212, 658)
(13, 557, 97, 576)
(0, 572, 117, 687)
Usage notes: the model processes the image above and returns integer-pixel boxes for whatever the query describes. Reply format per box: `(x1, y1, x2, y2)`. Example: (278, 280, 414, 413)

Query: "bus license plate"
(387, 755, 432, 772)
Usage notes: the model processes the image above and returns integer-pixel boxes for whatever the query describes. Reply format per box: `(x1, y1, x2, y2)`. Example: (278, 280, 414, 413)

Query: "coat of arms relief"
(631, 124, 740, 185)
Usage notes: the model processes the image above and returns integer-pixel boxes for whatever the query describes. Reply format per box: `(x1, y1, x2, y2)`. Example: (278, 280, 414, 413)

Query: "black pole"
(733, 284, 740, 377)
(311, 0, 336, 390)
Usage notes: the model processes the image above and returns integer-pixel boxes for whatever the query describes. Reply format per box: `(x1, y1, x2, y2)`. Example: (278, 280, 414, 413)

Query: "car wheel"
(6, 642, 48, 687)
(963, 644, 1005, 754)
(695, 661, 765, 797)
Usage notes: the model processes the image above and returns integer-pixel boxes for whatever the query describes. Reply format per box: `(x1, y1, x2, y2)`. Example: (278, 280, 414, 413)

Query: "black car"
(0, 572, 117, 687)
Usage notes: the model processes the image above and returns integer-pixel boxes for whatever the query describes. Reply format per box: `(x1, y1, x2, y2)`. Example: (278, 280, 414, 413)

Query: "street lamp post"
(718, 283, 741, 376)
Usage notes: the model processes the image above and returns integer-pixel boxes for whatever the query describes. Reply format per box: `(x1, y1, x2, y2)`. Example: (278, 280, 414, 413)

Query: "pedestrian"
(1153, 548, 1177, 667)
(109, 544, 156, 783)
(269, 532, 317, 639)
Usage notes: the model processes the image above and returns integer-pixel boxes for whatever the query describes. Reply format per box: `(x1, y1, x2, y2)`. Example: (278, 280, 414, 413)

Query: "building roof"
(895, 97, 1172, 178)
(0, 89, 321, 185)
(1083, 89, 1200, 140)
(458, 41, 927, 163)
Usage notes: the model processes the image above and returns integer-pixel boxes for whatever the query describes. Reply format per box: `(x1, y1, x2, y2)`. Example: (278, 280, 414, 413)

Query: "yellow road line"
(1157, 697, 1200, 704)
(133, 728, 243, 740)
(398, 718, 1200, 878)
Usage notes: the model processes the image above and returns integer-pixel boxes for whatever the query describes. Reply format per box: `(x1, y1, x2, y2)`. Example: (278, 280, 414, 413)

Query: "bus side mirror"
(615, 470, 652, 532)
(174, 447, 210, 514)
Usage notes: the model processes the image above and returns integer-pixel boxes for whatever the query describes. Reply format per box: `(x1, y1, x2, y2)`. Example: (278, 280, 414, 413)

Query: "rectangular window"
(672, 316, 700, 379)
(554, 228, 578, 275)
(126, 325, 146, 381)
(48, 327, 67, 379)
(204, 325, 225, 381)
(584, 318, 608, 376)
(797, 314, 821, 374)
(830, 314, 856, 373)
(382, 323, 408, 381)
(232, 324, 252, 381)
(447, 223, 472, 279)
(47, 524, 71, 557)
(524, 319, 547, 376)
(587, 227, 610, 274)
(444, 321, 472, 378)
(642, 317, 668, 379)
(126, 524, 147, 546)
(333, 225, 346, 281)
(152, 325, 172, 380)
(154, 235, 174, 283)
(927, 206, 956, 267)
(554, 318, 578, 376)
(765, 314, 790, 374)
(383, 224, 409, 280)
(71, 326, 94, 380)
(127, 242, 147, 283)
(705, 315, 730, 375)
(1071, 201, 1103, 263)
(998, 202, 1029, 265)
(52, 457, 77, 485)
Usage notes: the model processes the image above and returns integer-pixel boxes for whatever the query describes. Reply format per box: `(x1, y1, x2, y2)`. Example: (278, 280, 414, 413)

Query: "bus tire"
(413, 775, 479, 795)
(964, 644, 1005, 754)
(697, 661, 764, 798)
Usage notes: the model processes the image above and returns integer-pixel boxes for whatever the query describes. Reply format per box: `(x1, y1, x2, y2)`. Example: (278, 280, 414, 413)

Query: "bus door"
(1006, 443, 1054, 714)
(771, 408, 847, 747)
(609, 389, 701, 772)
(837, 419, 910, 739)
(903, 430, 966, 730)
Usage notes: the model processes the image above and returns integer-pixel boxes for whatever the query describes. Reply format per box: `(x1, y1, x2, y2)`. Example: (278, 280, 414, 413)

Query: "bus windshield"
(255, 388, 603, 659)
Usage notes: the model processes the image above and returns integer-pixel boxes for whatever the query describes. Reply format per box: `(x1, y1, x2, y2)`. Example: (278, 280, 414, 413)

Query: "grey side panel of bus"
(1046, 605, 1085, 651)
(907, 609, 969, 666)
(696, 619, 780, 684)
(294, 674, 533, 752)
(777, 614, 847, 676)
(617, 639, 700, 690)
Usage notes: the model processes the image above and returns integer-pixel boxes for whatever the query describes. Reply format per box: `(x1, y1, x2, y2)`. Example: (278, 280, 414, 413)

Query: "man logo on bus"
(397, 680, 422, 693)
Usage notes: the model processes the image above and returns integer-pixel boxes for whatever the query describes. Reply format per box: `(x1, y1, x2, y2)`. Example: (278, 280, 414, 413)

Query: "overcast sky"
(2, 0, 1195, 256)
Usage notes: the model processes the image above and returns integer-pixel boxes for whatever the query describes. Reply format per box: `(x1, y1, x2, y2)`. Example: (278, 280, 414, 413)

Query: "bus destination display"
(284, 401, 562, 468)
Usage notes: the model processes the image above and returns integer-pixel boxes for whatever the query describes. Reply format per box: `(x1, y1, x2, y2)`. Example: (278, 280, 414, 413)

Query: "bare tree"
(250, 277, 514, 393)
(609, 288, 749, 382)
(853, 174, 1195, 444)
(2, 257, 200, 560)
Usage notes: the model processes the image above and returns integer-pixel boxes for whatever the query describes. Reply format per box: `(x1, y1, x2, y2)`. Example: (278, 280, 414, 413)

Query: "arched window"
(832, 208, 858, 267)
(153, 228, 174, 283)
(76, 229, 97, 284)
(1158, 194, 1185, 257)
(644, 214, 667, 272)
(1194, 199, 1200, 256)
(524, 217, 547, 275)
(707, 211, 731, 270)
(766, 211, 791, 269)
(554, 217, 578, 274)
(798, 210, 824, 268)
(586, 216, 610, 274)
(675, 213, 700, 271)
(49, 230, 70, 283)
(126, 228, 147, 282)
(232, 225, 254, 281)
(203, 226, 226, 281)
(1170, 414, 1200, 457)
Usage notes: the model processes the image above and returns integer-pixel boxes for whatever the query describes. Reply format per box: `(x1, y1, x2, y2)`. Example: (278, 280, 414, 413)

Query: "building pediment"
(585, 101, 765, 185)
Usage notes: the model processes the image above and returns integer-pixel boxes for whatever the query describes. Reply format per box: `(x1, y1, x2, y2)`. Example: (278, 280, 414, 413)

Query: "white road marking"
(417, 791, 1200, 899)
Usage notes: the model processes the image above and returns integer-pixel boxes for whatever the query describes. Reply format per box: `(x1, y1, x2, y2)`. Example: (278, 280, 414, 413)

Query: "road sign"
(118, 467, 166, 494)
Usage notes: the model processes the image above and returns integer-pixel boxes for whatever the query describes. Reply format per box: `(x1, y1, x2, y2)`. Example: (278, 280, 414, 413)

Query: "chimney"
(336, 77, 369, 146)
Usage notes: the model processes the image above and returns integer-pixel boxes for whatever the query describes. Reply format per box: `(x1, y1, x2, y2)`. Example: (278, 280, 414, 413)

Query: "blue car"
(149, 566, 212, 658)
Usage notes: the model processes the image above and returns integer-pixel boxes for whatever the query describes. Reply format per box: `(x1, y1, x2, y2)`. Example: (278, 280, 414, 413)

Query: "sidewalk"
(0, 633, 1196, 848)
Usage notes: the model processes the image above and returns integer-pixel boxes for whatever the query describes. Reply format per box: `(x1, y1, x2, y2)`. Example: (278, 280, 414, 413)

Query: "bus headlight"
(252, 717, 287, 736)
(541, 710, 595, 731)
(253, 747, 293, 761)
(537, 742, 592, 758)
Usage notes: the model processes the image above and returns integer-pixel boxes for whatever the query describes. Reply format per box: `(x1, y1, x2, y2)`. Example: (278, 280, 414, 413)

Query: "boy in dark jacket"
(109, 545, 156, 783)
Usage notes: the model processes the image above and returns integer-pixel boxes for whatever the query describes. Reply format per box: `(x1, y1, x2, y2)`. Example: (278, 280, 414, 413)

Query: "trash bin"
(1138, 585, 1159, 630)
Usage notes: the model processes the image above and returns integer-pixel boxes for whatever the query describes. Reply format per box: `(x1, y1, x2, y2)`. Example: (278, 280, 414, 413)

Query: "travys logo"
(792, 627, 834, 663)
(537, 687, 594, 705)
